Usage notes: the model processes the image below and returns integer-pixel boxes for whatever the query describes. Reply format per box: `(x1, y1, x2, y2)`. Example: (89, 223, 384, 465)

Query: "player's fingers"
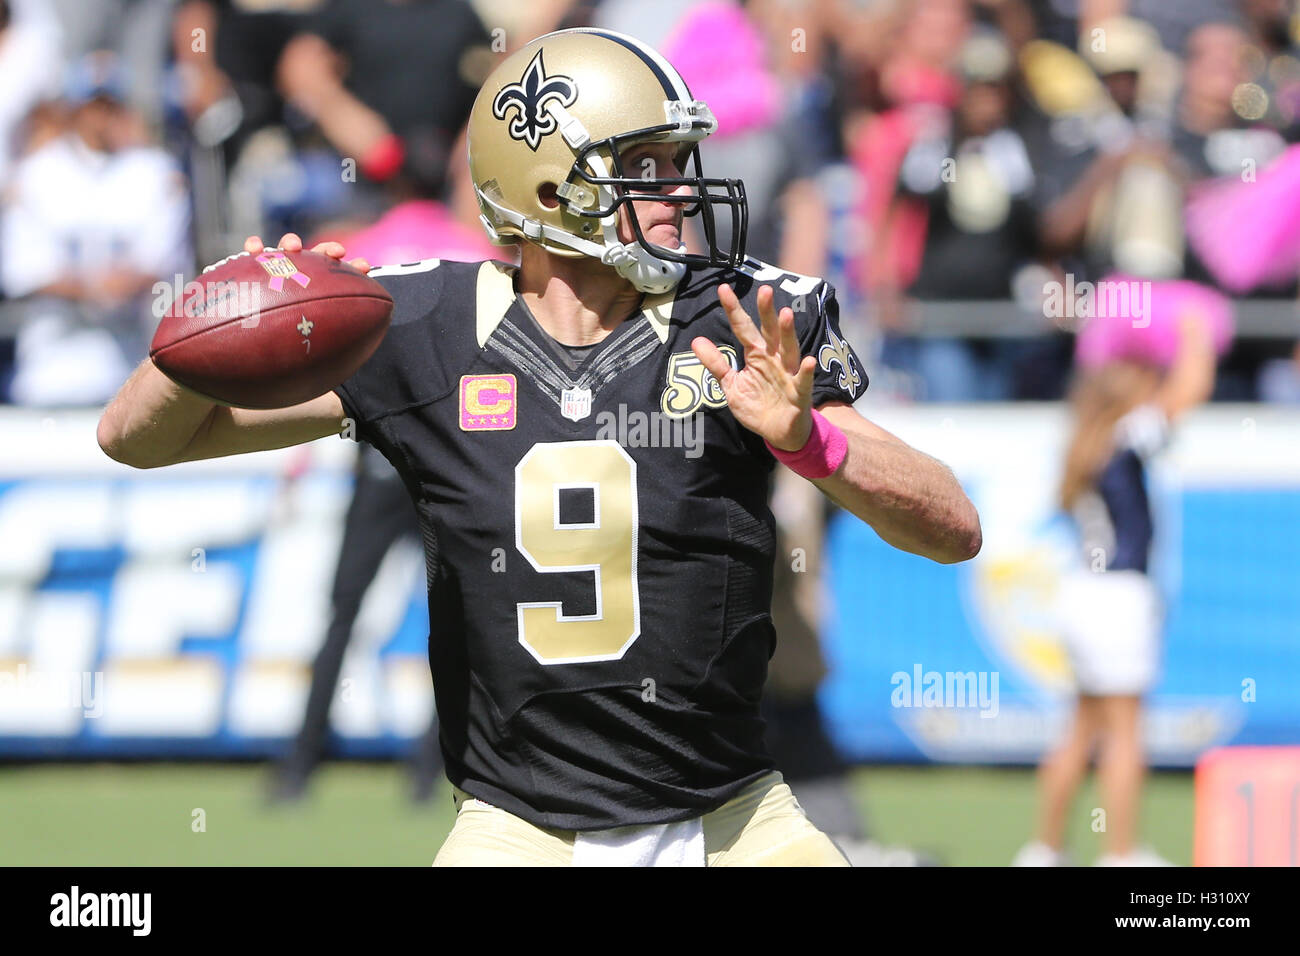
(794, 355, 817, 404)
(778, 307, 801, 375)
(757, 286, 781, 353)
(277, 233, 304, 252)
(691, 336, 734, 386)
(717, 284, 763, 351)
(347, 257, 372, 274)
(309, 241, 346, 259)
(243, 235, 264, 255)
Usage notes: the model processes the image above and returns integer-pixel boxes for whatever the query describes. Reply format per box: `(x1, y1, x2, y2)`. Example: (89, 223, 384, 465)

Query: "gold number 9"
(514, 440, 641, 664)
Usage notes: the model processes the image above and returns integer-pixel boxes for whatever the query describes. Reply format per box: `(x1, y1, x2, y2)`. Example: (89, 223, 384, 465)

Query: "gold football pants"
(433, 771, 850, 866)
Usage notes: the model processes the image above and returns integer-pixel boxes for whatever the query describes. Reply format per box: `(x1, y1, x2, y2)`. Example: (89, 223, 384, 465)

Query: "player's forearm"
(97, 359, 219, 468)
(813, 422, 982, 565)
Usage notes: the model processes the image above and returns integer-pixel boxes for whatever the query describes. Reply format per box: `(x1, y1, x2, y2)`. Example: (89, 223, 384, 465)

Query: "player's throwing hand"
(691, 284, 818, 452)
(242, 232, 372, 276)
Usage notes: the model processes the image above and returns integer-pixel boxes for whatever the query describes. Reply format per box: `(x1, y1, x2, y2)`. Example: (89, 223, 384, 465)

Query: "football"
(149, 249, 393, 409)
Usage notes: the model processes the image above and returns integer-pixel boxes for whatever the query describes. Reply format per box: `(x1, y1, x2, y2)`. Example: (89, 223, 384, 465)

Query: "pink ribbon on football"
(256, 251, 312, 292)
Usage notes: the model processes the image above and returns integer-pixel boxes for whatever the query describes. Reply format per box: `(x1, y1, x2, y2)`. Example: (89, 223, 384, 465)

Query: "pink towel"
(321, 200, 500, 267)
(661, 2, 780, 138)
(1185, 145, 1300, 292)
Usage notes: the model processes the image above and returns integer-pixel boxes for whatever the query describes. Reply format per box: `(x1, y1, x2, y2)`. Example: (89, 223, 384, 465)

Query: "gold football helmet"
(467, 28, 748, 293)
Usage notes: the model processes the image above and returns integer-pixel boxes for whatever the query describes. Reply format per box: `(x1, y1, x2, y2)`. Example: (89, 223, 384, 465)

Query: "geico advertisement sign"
(0, 411, 431, 744)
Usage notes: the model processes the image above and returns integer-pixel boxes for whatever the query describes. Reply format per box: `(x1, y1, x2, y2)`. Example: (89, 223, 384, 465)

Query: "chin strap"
(475, 178, 686, 295)
(584, 148, 687, 294)
(599, 241, 686, 295)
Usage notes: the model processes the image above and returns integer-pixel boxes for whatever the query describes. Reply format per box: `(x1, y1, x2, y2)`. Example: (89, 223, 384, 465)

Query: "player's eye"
(631, 158, 675, 189)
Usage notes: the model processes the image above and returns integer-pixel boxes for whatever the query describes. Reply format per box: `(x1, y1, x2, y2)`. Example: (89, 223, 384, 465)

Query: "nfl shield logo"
(560, 386, 592, 422)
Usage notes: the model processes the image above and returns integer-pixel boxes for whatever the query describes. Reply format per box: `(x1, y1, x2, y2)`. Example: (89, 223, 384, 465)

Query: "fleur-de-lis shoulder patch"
(492, 51, 578, 151)
(817, 322, 863, 398)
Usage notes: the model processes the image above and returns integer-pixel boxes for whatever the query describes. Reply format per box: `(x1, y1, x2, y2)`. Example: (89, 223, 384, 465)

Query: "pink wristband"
(765, 409, 848, 479)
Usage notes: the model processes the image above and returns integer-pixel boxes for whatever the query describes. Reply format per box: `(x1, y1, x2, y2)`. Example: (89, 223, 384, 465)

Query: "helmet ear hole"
(537, 182, 560, 209)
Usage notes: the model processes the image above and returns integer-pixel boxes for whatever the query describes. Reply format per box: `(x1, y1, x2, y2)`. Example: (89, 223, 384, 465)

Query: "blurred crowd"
(2, 0, 1300, 407)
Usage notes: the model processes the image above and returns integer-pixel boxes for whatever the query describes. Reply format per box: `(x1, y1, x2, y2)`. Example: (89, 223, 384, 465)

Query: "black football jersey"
(334, 256, 866, 830)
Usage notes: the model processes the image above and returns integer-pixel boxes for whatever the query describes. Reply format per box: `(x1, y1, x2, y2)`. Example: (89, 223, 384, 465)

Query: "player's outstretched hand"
(691, 284, 817, 452)
(242, 232, 371, 275)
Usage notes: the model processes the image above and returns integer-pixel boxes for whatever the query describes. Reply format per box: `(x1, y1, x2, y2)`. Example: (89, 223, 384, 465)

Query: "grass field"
(0, 763, 1194, 866)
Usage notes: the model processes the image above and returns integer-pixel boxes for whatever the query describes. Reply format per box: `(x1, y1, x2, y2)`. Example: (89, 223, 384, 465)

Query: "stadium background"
(2, 0, 1299, 865)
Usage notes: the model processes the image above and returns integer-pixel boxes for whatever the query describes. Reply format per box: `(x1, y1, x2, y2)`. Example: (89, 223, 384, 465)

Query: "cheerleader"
(1014, 315, 1215, 866)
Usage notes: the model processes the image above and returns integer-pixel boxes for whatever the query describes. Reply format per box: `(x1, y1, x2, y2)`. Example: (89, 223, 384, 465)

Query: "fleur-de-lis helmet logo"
(492, 51, 578, 151)
(818, 322, 863, 397)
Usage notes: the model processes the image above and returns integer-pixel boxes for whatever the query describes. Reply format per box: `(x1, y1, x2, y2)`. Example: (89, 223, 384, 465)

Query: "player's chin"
(642, 223, 683, 250)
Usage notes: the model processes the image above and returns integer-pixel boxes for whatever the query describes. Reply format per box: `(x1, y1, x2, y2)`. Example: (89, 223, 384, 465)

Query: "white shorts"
(1057, 569, 1163, 696)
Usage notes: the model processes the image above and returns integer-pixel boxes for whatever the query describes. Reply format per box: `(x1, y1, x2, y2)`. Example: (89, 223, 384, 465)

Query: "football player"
(98, 29, 982, 866)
